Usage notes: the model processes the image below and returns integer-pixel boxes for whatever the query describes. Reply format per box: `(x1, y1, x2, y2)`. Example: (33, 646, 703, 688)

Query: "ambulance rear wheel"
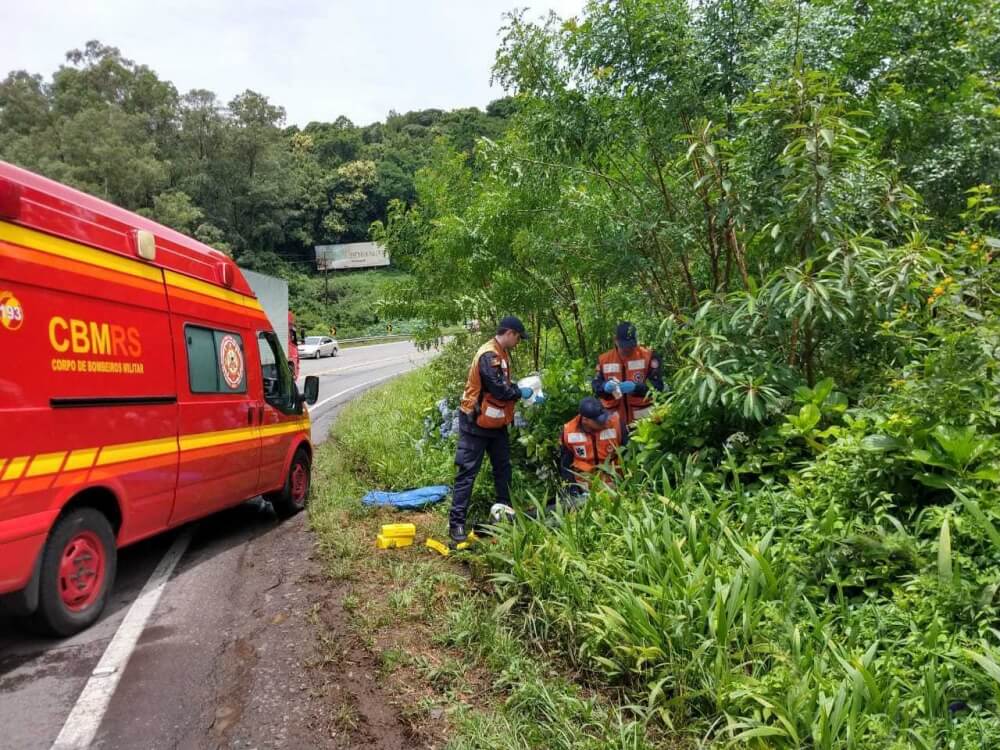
(31, 508, 117, 637)
(267, 449, 311, 519)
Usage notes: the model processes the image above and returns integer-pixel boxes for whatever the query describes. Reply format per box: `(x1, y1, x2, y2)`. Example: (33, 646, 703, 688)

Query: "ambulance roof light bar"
(131, 228, 156, 261)
(217, 261, 234, 287)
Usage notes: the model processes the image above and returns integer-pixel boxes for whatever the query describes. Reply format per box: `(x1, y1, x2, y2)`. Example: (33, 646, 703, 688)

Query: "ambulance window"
(185, 325, 247, 394)
(258, 331, 298, 413)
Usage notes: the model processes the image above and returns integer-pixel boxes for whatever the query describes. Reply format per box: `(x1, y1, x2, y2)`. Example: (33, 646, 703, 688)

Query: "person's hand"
(533, 394, 547, 405)
(603, 380, 617, 394)
(619, 380, 637, 394)
(520, 386, 534, 400)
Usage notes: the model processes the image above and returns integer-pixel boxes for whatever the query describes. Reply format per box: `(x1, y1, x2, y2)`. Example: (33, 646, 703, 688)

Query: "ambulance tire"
(30, 508, 117, 637)
(267, 449, 311, 519)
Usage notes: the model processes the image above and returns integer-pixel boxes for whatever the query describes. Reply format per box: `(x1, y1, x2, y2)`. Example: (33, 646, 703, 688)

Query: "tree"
(0, 71, 50, 135)
(0, 41, 516, 267)
(139, 190, 203, 234)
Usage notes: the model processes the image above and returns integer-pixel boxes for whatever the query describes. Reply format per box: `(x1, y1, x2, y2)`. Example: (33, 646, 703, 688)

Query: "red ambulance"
(0, 162, 319, 636)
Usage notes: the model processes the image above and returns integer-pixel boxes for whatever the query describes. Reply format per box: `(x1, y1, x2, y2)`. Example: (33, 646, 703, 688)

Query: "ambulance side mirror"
(302, 376, 319, 405)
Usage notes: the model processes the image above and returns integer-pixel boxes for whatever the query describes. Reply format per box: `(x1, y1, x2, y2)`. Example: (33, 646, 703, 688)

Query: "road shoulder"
(197, 512, 416, 749)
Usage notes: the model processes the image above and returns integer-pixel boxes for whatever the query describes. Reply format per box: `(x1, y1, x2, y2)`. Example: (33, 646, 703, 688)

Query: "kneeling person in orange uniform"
(488, 398, 623, 526)
(559, 396, 624, 497)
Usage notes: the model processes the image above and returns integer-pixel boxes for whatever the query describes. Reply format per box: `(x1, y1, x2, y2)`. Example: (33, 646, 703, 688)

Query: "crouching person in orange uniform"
(559, 397, 624, 498)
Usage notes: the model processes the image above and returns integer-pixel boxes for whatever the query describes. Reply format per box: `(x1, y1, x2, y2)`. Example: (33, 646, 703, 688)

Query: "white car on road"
(298, 336, 339, 359)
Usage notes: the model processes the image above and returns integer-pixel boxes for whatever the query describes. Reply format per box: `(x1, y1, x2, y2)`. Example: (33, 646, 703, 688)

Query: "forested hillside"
(0, 41, 512, 334)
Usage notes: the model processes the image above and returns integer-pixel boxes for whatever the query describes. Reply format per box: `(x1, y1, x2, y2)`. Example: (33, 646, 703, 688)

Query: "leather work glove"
(619, 380, 637, 395)
(520, 386, 534, 400)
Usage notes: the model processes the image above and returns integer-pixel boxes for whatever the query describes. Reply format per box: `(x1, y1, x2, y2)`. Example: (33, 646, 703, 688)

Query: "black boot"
(449, 523, 468, 543)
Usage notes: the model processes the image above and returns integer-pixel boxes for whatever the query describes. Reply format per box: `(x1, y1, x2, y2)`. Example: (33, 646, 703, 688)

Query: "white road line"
(52, 529, 194, 750)
(310, 372, 401, 412)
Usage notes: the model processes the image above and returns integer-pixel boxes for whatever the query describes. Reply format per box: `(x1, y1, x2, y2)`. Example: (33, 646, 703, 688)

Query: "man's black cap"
(615, 321, 637, 347)
(498, 315, 530, 340)
(579, 396, 610, 424)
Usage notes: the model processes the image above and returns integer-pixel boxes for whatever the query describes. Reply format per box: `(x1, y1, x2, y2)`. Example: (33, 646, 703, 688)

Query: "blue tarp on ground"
(361, 485, 450, 509)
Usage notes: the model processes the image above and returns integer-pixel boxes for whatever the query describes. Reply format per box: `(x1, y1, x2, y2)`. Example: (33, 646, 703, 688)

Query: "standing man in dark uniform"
(450, 316, 532, 542)
(592, 321, 664, 434)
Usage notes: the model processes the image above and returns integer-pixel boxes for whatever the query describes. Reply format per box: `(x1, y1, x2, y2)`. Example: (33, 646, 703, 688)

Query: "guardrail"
(337, 334, 411, 347)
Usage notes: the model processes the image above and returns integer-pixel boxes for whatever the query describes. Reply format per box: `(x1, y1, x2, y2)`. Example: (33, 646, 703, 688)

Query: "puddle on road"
(0, 641, 98, 690)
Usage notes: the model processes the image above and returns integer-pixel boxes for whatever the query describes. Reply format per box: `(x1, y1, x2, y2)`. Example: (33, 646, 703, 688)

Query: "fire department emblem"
(0, 290, 23, 332)
(575, 446, 587, 458)
(219, 335, 244, 389)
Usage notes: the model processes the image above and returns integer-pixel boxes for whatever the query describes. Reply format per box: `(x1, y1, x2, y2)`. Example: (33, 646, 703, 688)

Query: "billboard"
(315, 242, 390, 271)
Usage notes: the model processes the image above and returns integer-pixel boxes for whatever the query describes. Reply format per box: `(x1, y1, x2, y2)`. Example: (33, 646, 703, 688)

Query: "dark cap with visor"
(498, 315, 530, 340)
(579, 396, 610, 424)
(615, 321, 637, 347)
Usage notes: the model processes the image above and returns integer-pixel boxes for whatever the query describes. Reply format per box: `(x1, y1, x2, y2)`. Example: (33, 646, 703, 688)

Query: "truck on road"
(239, 268, 301, 379)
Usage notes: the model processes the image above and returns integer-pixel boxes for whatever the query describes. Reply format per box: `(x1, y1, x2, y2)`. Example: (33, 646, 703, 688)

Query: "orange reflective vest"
(596, 346, 654, 425)
(460, 338, 516, 430)
(561, 413, 623, 480)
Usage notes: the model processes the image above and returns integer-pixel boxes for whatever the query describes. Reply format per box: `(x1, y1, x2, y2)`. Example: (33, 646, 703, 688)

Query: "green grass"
(307, 367, 661, 748)
(338, 334, 411, 348)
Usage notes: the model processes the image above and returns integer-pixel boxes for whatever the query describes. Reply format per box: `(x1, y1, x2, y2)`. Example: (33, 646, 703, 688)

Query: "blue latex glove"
(619, 380, 637, 394)
(603, 380, 617, 394)
(533, 394, 547, 405)
(519, 386, 534, 400)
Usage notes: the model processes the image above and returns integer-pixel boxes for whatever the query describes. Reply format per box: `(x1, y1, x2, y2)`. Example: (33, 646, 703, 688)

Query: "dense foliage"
(377, 0, 998, 353)
(373, 1, 1000, 746)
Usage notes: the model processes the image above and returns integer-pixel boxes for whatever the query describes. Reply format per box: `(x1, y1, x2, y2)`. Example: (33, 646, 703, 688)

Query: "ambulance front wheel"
(267, 449, 311, 519)
(31, 508, 117, 637)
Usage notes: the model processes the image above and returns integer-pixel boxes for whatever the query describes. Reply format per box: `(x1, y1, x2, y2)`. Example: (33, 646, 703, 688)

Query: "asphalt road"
(0, 339, 436, 750)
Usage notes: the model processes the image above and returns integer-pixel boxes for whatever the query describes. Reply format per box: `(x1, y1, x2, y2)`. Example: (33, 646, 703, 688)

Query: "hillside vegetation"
(367, 1, 1000, 747)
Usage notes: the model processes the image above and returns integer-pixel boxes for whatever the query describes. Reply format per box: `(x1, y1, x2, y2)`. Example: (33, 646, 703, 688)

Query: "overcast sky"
(2, 0, 584, 127)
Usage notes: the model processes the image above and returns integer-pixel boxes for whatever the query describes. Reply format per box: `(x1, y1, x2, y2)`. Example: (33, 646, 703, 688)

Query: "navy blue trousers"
(450, 427, 511, 527)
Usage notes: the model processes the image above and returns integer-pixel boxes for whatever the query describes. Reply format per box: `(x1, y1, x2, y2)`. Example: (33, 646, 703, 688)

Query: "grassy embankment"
(308, 366, 658, 750)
